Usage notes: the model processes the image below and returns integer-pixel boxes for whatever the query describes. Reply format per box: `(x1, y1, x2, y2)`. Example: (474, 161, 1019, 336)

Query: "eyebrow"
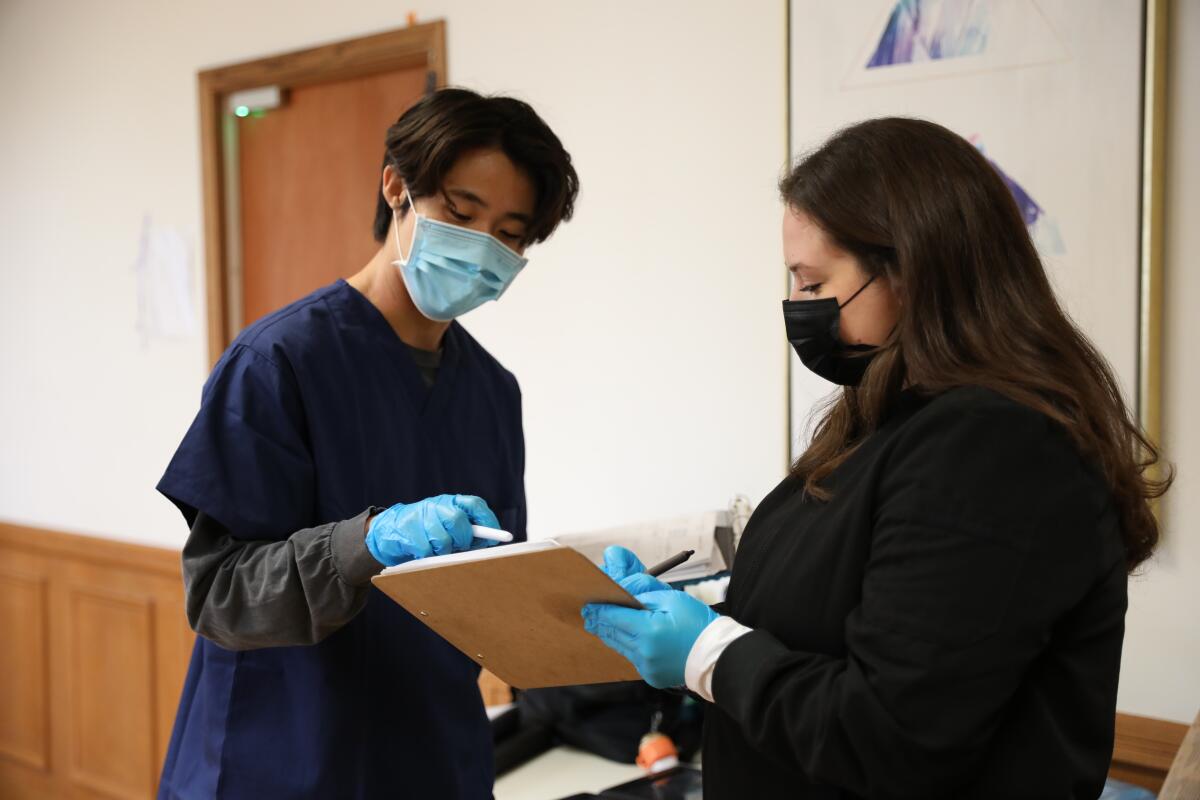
(445, 187, 533, 224)
(785, 261, 815, 272)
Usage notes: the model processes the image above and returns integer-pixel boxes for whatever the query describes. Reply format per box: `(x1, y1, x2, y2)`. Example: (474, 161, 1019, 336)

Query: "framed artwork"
(786, 0, 1167, 469)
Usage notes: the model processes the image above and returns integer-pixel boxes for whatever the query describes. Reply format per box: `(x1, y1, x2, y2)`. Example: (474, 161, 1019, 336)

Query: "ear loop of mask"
(391, 189, 420, 267)
(841, 273, 900, 352)
(834, 274, 884, 358)
(839, 273, 878, 309)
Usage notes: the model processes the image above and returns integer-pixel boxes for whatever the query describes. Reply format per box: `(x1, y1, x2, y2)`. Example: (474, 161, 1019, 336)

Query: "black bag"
(492, 681, 704, 776)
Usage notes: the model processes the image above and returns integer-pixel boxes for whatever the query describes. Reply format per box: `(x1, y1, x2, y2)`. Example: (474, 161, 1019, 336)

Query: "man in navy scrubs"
(156, 88, 579, 799)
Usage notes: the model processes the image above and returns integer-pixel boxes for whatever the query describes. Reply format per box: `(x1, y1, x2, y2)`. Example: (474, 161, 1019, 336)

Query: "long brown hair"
(783, 118, 1170, 571)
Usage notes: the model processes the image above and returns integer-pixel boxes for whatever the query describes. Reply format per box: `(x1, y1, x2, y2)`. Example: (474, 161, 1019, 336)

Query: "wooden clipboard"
(371, 543, 644, 688)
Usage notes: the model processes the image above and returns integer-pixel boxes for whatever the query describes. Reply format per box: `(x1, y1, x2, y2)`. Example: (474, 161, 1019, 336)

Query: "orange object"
(407, 11, 418, 25)
(636, 732, 679, 773)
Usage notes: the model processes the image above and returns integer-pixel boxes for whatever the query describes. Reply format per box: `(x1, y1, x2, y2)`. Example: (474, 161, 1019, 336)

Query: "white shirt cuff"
(684, 616, 753, 702)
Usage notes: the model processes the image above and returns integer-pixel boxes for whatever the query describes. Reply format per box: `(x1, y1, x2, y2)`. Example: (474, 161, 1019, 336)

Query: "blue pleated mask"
(392, 191, 528, 322)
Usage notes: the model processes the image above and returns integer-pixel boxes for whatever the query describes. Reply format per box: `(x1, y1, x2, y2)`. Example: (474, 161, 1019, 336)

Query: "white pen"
(471, 525, 514, 543)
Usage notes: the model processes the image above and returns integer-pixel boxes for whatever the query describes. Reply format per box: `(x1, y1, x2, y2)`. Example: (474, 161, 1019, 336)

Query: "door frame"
(197, 21, 447, 366)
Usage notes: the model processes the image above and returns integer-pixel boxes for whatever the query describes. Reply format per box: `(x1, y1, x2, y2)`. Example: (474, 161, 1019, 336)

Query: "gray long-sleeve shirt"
(181, 342, 442, 651)
(181, 508, 383, 650)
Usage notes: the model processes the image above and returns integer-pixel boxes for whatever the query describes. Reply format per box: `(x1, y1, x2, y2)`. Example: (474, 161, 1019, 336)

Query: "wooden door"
(198, 22, 447, 359)
(237, 68, 427, 327)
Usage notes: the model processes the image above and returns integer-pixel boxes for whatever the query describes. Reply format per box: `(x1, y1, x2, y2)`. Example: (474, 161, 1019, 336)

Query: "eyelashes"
(446, 204, 522, 242)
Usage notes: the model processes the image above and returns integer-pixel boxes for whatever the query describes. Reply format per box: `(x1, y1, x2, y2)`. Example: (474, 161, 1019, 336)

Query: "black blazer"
(703, 386, 1126, 799)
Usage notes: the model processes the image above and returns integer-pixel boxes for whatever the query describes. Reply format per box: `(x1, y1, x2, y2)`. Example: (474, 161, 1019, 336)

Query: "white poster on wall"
(788, 0, 1144, 458)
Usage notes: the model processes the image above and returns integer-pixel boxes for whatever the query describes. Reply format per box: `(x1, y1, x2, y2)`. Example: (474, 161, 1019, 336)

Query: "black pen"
(647, 549, 695, 578)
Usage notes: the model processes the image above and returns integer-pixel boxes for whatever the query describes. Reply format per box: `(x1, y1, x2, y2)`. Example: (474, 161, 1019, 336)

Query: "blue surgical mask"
(392, 191, 528, 321)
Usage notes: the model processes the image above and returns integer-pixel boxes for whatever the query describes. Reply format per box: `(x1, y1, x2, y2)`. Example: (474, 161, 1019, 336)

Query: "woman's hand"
(365, 494, 501, 567)
(582, 583, 719, 689)
(600, 545, 647, 583)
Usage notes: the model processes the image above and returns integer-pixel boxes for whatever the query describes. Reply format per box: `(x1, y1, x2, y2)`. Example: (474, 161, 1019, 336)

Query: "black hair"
(372, 87, 579, 246)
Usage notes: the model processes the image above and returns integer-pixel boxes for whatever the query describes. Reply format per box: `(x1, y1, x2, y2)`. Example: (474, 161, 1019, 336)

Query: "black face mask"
(783, 276, 879, 386)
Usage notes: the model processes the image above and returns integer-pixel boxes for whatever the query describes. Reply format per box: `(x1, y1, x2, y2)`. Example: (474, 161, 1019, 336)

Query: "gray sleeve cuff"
(330, 507, 384, 587)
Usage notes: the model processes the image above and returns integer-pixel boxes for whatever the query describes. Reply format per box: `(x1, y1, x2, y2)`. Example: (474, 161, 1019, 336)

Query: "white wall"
(0, 2, 788, 544)
(1116, 0, 1200, 725)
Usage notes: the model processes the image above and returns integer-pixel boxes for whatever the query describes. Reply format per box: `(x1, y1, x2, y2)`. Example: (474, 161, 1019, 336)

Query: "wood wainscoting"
(1110, 710, 1192, 793)
(0, 522, 193, 800)
(0, 521, 1186, 798)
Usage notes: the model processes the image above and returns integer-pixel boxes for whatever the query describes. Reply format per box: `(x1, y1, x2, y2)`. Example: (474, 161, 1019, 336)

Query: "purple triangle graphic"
(867, 0, 990, 69)
(971, 135, 1065, 254)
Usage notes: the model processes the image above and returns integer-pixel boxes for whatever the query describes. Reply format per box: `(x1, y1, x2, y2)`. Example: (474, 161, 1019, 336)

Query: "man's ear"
(381, 165, 407, 210)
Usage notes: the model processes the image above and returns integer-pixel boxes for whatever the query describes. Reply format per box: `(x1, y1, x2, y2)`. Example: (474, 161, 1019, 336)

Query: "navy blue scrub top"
(156, 279, 527, 799)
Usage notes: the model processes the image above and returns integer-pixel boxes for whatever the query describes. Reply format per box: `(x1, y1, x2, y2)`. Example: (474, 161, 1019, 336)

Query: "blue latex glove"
(617, 572, 672, 595)
(600, 545, 646, 583)
(582, 583, 719, 689)
(366, 494, 501, 567)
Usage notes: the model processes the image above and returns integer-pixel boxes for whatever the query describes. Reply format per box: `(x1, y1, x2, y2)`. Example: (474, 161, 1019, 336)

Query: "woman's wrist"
(684, 615, 754, 702)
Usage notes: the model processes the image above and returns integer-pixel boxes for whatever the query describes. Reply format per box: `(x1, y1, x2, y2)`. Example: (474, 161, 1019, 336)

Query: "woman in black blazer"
(584, 118, 1170, 799)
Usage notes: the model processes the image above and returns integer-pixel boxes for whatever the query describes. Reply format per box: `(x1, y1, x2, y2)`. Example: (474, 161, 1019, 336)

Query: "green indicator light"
(235, 105, 250, 118)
